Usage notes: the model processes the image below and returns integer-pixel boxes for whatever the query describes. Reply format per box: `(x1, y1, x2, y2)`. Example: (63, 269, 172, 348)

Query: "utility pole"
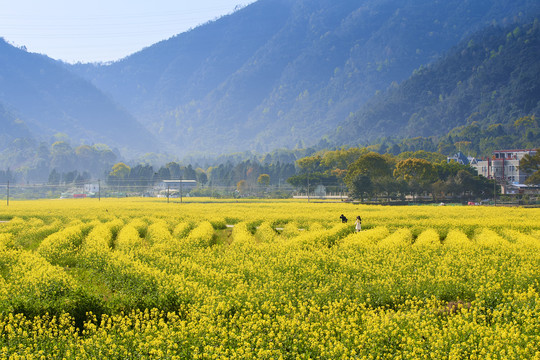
(180, 180, 183, 203)
(167, 183, 170, 203)
(307, 173, 310, 203)
(493, 177, 497, 206)
(6, 180, 9, 206)
(98, 179, 101, 201)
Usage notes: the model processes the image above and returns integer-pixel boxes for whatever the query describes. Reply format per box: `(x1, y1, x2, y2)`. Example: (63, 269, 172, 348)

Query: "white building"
(158, 180, 197, 195)
(472, 149, 537, 184)
(84, 183, 99, 193)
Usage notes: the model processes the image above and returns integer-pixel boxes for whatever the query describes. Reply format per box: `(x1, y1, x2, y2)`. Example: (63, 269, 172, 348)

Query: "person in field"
(355, 216, 362, 232)
(340, 214, 348, 223)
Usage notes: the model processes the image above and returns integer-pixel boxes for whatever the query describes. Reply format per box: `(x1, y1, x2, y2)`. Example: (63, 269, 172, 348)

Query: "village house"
(472, 149, 537, 184)
(448, 149, 538, 194)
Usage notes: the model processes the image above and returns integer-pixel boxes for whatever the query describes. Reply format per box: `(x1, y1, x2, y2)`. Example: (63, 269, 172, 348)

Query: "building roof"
(162, 180, 197, 183)
(493, 149, 537, 153)
(447, 151, 475, 165)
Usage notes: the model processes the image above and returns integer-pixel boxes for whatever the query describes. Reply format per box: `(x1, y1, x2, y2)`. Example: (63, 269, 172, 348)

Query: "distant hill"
(331, 18, 540, 148)
(0, 102, 32, 148)
(0, 39, 159, 155)
(72, 0, 540, 155)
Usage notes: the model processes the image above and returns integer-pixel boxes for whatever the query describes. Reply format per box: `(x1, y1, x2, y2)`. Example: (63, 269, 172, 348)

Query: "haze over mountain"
(1, 0, 540, 178)
(72, 0, 540, 155)
(0, 39, 158, 155)
(332, 17, 540, 149)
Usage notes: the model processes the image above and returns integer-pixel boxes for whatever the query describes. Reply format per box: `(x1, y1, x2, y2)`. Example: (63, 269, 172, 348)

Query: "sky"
(0, 0, 255, 63)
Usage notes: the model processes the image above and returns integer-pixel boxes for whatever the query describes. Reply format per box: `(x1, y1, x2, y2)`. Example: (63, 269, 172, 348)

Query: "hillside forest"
(0, 2, 539, 194)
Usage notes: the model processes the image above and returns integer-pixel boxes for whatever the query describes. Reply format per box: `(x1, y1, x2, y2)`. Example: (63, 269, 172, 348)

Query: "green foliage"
(520, 149, 540, 184)
(289, 146, 496, 201)
(335, 18, 540, 152)
(0, 39, 158, 160)
(70, 0, 540, 155)
(257, 174, 270, 186)
(394, 159, 437, 184)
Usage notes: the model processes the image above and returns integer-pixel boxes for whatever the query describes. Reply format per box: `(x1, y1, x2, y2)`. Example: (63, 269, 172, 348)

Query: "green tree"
(319, 148, 368, 170)
(350, 174, 373, 202)
(184, 164, 197, 180)
(154, 167, 171, 182)
(394, 158, 437, 199)
(345, 152, 392, 184)
(166, 162, 182, 179)
(297, 155, 323, 173)
(50, 141, 75, 173)
(108, 162, 130, 187)
(520, 150, 540, 185)
(48, 169, 60, 185)
(344, 152, 393, 197)
(257, 174, 270, 186)
(110, 163, 130, 178)
(196, 168, 208, 186)
(237, 180, 247, 194)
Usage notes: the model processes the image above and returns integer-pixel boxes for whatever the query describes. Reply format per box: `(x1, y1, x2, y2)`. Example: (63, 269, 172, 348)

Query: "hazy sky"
(0, 0, 255, 63)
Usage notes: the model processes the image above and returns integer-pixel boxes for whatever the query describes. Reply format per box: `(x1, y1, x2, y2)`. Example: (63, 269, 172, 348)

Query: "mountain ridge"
(0, 38, 160, 155)
(70, 0, 540, 155)
(331, 18, 540, 150)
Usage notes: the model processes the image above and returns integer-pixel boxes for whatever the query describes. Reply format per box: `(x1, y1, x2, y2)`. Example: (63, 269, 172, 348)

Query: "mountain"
(71, 0, 540, 155)
(0, 102, 32, 148)
(0, 39, 159, 155)
(331, 18, 540, 148)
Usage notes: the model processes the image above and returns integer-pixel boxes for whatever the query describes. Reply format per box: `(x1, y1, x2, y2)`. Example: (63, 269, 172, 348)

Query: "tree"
(286, 173, 336, 191)
(48, 169, 60, 185)
(129, 164, 154, 186)
(344, 152, 393, 198)
(257, 174, 270, 186)
(166, 162, 182, 179)
(75, 145, 99, 175)
(520, 150, 540, 185)
(372, 176, 400, 202)
(350, 174, 373, 202)
(184, 164, 197, 180)
(110, 163, 130, 178)
(237, 180, 247, 194)
(455, 170, 476, 200)
(434, 161, 475, 181)
(394, 158, 437, 199)
(62, 170, 78, 184)
(319, 148, 367, 170)
(524, 171, 540, 185)
(394, 158, 436, 183)
(196, 169, 208, 186)
(297, 155, 323, 173)
(396, 150, 446, 163)
(108, 162, 130, 186)
(345, 152, 392, 184)
(154, 166, 171, 182)
(50, 141, 75, 173)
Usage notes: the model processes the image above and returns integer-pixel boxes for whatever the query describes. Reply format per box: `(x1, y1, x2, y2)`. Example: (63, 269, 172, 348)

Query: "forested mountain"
(72, 0, 540, 155)
(0, 103, 32, 148)
(2, 0, 540, 185)
(0, 39, 159, 155)
(332, 18, 540, 153)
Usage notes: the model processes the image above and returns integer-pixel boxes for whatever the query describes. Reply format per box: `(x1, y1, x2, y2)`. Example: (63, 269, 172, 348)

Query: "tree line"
(287, 148, 497, 202)
(105, 159, 297, 193)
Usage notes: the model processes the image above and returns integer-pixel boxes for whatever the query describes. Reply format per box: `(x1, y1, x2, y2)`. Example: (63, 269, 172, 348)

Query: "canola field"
(0, 198, 540, 359)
